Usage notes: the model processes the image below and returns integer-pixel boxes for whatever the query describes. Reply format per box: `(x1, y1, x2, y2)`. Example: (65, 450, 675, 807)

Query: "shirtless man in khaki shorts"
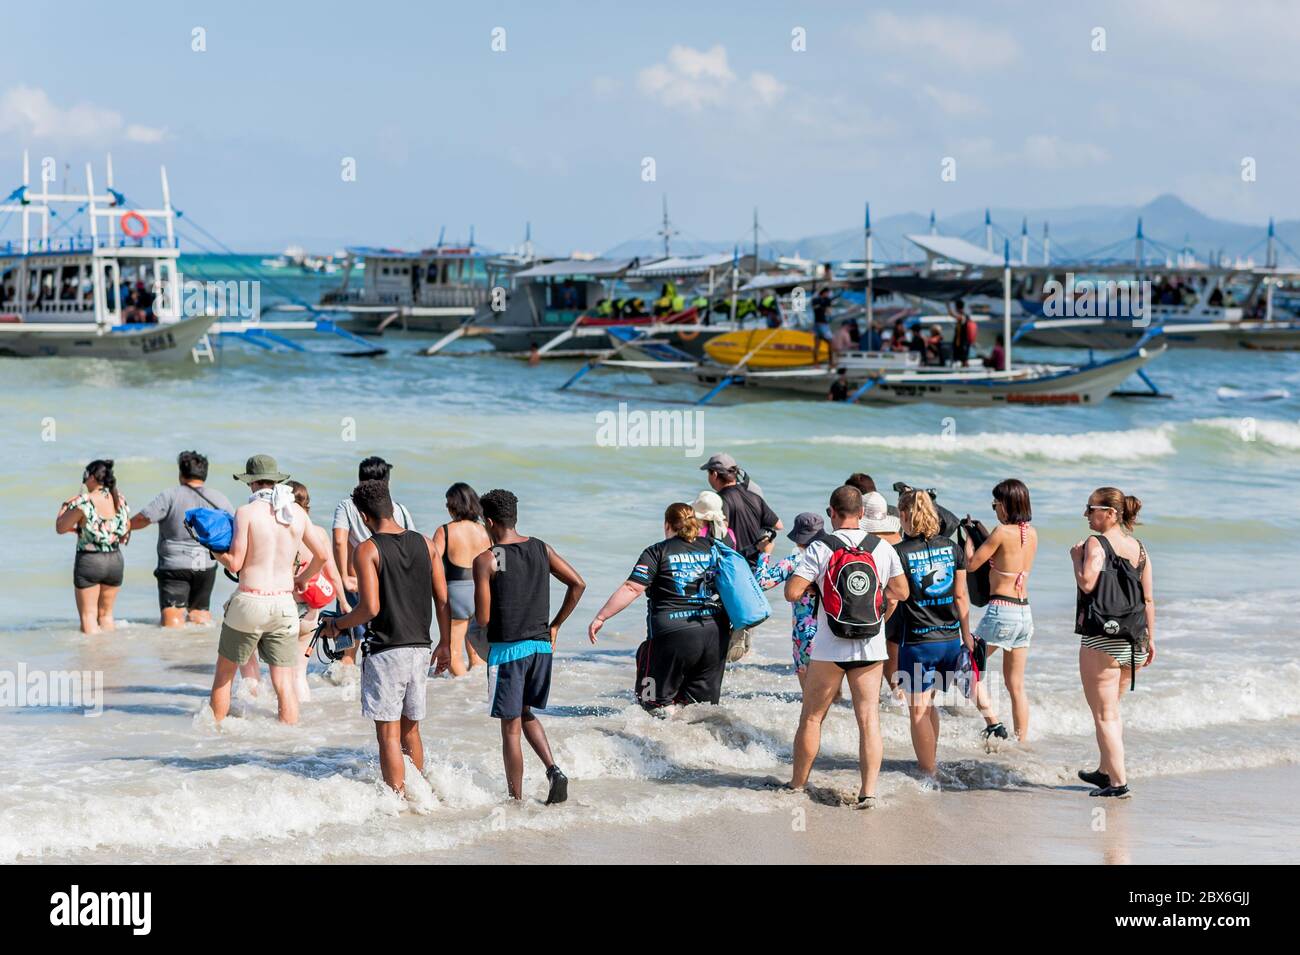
(210, 455, 328, 725)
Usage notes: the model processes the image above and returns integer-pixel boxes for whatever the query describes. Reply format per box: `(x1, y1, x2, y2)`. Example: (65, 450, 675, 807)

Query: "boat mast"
(658, 196, 675, 258)
(1003, 238, 1013, 372)
(1042, 221, 1050, 265)
(984, 208, 992, 253)
(1267, 217, 1276, 269)
(752, 207, 758, 272)
(1020, 217, 1029, 265)
(864, 201, 873, 329)
(729, 244, 739, 323)
(21, 150, 30, 254)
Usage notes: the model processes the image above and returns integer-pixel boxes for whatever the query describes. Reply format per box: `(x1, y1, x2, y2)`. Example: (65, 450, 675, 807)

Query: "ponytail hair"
(83, 459, 122, 514)
(664, 502, 701, 542)
(286, 480, 310, 512)
(899, 488, 941, 538)
(1091, 486, 1142, 531)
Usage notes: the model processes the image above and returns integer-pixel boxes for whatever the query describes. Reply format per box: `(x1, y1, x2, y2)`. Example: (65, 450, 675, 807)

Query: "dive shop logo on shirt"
(595, 402, 705, 458)
(49, 885, 152, 935)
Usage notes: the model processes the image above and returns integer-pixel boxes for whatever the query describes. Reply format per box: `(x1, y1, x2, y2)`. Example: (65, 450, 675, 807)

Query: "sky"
(3, 0, 1300, 254)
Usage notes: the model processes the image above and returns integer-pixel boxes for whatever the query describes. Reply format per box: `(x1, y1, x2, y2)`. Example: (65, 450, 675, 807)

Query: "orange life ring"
(676, 328, 700, 341)
(120, 211, 149, 239)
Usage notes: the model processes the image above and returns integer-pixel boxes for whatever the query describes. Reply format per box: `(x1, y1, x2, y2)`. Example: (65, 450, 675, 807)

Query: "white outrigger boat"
(278, 239, 512, 334)
(0, 153, 215, 361)
(894, 230, 1300, 351)
(587, 241, 1167, 407)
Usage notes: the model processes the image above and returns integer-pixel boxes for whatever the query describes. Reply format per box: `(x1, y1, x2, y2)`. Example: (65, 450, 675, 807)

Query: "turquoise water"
(1, 321, 1298, 861)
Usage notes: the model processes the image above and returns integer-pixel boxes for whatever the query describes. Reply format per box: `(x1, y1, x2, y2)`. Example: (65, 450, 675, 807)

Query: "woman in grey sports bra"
(431, 483, 492, 676)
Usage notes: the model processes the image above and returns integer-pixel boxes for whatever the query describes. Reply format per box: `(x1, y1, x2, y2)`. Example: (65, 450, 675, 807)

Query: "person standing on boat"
(812, 286, 835, 366)
(331, 456, 417, 676)
(56, 460, 131, 635)
(430, 482, 492, 676)
(1072, 487, 1156, 800)
(129, 450, 233, 628)
(949, 298, 976, 366)
(965, 479, 1037, 743)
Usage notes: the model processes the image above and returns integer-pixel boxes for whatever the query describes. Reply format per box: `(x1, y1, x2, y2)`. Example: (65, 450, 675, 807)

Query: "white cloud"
(866, 12, 1019, 70)
(0, 85, 166, 144)
(947, 134, 1109, 170)
(638, 45, 786, 111)
(920, 84, 986, 117)
(1022, 134, 1108, 169)
(638, 44, 735, 110)
(749, 71, 786, 107)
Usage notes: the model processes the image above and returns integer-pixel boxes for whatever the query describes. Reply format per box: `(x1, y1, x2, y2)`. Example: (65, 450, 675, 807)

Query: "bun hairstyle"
(286, 480, 310, 512)
(898, 488, 941, 538)
(83, 459, 122, 513)
(664, 502, 701, 542)
(1092, 486, 1142, 531)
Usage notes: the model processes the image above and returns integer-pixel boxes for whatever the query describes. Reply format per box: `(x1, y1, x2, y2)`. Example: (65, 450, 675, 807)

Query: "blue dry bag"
(184, 507, 234, 553)
(709, 539, 771, 629)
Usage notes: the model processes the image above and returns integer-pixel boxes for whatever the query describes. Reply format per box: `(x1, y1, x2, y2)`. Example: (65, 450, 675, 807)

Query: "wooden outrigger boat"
(580, 237, 1168, 407)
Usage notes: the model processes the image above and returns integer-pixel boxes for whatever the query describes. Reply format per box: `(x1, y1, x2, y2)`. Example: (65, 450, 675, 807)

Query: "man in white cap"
(210, 454, 328, 726)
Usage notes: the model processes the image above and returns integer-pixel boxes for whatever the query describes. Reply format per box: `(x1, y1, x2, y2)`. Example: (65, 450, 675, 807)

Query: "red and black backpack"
(818, 532, 885, 639)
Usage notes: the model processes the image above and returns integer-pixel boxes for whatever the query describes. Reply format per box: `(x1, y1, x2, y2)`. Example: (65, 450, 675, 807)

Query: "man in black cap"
(699, 453, 781, 567)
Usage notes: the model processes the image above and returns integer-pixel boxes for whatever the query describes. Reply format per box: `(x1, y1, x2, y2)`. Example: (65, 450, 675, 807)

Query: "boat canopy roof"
(906, 234, 1008, 268)
(872, 275, 1005, 299)
(628, 252, 734, 277)
(514, 257, 638, 279)
(739, 272, 818, 291)
(346, 245, 495, 261)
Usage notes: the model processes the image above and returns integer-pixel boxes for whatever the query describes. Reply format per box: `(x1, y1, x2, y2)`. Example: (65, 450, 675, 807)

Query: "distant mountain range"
(603, 195, 1295, 267)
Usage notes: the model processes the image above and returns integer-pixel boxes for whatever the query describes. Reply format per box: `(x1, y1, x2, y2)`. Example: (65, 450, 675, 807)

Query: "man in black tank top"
(473, 489, 585, 804)
(323, 481, 448, 796)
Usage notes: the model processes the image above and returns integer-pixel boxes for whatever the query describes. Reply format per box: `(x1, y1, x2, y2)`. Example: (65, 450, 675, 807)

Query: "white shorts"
(360, 646, 430, 722)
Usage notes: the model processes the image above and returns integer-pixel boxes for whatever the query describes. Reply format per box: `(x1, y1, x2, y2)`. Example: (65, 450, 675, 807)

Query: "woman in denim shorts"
(966, 479, 1037, 743)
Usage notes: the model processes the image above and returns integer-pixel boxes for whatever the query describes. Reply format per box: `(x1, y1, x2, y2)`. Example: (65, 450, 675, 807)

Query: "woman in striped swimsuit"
(967, 479, 1038, 743)
(1071, 487, 1156, 799)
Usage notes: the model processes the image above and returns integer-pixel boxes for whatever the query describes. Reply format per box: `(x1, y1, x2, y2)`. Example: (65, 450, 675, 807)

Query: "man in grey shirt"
(130, 450, 234, 627)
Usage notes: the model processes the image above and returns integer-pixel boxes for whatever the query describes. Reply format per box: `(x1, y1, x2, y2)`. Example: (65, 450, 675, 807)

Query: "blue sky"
(3, 1, 1299, 254)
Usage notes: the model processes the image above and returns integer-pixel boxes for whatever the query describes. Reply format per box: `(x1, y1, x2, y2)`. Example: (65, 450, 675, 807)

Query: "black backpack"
(1076, 535, 1149, 688)
(958, 516, 992, 607)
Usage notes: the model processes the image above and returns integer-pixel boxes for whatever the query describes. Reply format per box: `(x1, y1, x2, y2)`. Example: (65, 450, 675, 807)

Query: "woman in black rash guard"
(588, 503, 728, 709)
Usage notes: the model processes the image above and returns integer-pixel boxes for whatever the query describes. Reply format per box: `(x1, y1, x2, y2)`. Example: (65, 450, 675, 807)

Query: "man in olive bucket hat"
(210, 455, 329, 725)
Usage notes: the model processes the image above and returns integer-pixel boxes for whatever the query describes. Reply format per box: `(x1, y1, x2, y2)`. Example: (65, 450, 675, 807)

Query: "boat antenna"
(658, 195, 676, 258)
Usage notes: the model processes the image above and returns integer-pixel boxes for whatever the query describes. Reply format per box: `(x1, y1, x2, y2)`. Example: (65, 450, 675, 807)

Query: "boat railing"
(1, 235, 178, 256)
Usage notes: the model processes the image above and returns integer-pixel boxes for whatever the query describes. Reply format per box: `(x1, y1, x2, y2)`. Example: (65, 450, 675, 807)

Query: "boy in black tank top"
(323, 481, 449, 797)
(473, 489, 585, 804)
